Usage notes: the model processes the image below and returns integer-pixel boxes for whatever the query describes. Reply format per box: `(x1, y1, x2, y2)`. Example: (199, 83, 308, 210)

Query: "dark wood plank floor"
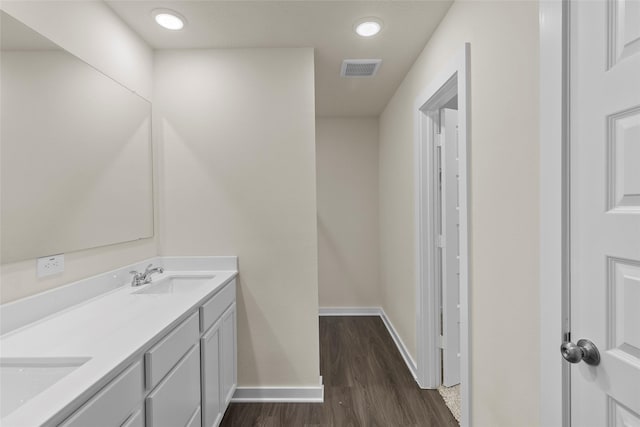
(220, 316, 458, 426)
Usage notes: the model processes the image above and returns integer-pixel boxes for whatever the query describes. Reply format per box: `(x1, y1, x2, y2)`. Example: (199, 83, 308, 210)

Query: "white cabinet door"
(145, 344, 201, 427)
(221, 303, 237, 406)
(201, 320, 223, 427)
(569, 0, 640, 425)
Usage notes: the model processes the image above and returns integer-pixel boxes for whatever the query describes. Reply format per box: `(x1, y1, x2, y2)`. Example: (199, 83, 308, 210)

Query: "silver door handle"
(560, 339, 600, 366)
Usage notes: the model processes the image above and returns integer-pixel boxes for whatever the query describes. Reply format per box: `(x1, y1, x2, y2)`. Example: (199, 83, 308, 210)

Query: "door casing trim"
(539, 0, 570, 425)
(414, 43, 470, 427)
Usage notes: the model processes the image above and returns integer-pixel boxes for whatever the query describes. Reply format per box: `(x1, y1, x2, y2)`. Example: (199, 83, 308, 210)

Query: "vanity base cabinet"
(145, 344, 201, 427)
(57, 279, 237, 427)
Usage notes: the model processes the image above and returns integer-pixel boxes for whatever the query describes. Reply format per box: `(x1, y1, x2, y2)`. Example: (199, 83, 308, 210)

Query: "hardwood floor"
(220, 316, 459, 426)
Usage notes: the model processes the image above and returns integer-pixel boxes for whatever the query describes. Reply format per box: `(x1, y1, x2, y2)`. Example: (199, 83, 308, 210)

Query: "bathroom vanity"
(0, 257, 238, 427)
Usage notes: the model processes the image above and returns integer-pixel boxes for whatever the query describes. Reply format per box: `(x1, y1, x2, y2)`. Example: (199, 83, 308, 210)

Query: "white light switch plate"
(37, 254, 64, 277)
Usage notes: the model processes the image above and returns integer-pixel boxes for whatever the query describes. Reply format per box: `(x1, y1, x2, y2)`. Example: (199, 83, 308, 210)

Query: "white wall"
(316, 118, 380, 308)
(154, 48, 320, 388)
(378, 1, 540, 425)
(0, 1, 157, 303)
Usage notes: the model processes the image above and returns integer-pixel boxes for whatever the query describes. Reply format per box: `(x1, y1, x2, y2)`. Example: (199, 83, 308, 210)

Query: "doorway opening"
(414, 44, 470, 427)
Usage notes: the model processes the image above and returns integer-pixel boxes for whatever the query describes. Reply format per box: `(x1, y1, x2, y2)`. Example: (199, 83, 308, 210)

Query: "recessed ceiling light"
(354, 19, 382, 38)
(152, 9, 185, 31)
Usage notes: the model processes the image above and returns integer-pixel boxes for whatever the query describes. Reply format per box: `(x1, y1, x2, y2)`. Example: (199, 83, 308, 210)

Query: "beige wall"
(0, 1, 153, 100)
(316, 118, 380, 308)
(0, 1, 157, 303)
(379, 1, 540, 426)
(154, 48, 320, 387)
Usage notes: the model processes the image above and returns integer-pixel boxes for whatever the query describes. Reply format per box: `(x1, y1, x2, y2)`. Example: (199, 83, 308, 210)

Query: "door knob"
(560, 339, 600, 366)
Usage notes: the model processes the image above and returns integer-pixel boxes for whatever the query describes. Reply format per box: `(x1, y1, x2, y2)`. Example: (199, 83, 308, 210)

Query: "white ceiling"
(107, 1, 453, 116)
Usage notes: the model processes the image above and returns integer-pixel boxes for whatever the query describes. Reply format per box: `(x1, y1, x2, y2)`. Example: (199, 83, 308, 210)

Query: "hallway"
(221, 316, 458, 426)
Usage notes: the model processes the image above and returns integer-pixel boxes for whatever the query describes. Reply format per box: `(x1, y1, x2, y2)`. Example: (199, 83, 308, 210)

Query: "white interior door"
(440, 108, 460, 387)
(569, 0, 640, 425)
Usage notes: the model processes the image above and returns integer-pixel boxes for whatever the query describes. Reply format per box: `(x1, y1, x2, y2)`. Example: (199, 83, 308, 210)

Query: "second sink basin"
(133, 275, 215, 295)
(0, 357, 90, 418)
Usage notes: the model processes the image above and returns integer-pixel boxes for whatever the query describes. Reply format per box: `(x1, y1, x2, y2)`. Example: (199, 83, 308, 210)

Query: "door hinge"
(436, 133, 443, 146)
(439, 335, 445, 349)
(437, 235, 445, 248)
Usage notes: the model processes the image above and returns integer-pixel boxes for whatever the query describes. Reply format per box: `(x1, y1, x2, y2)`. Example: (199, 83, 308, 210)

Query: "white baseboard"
(318, 307, 382, 316)
(379, 308, 418, 381)
(235, 309, 419, 404)
(231, 377, 324, 403)
(319, 306, 418, 382)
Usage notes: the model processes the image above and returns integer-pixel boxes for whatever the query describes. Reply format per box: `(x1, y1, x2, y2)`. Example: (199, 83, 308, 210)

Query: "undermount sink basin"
(133, 275, 215, 295)
(0, 357, 90, 418)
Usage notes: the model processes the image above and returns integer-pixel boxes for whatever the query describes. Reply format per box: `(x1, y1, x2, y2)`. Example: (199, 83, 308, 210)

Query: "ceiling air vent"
(341, 59, 382, 78)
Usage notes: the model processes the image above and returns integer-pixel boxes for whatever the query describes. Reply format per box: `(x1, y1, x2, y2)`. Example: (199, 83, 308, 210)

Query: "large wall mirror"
(0, 11, 154, 263)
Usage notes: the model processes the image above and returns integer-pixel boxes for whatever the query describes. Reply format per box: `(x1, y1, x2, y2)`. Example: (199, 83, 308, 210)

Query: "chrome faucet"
(130, 264, 164, 287)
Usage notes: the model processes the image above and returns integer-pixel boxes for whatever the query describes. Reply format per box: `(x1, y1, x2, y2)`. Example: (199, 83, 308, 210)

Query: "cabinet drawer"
(186, 406, 201, 427)
(121, 409, 144, 427)
(61, 361, 143, 427)
(200, 280, 236, 333)
(146, 344, 201, 427)
(145, 311, 199, 390)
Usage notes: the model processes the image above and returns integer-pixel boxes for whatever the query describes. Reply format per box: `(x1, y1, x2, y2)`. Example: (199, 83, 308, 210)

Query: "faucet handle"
(143, 264, 154, 274)
(130, 270, 144, 286)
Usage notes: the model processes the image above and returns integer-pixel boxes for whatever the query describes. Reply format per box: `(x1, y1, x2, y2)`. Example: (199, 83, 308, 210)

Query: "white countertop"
(0, 258, 237, 426)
